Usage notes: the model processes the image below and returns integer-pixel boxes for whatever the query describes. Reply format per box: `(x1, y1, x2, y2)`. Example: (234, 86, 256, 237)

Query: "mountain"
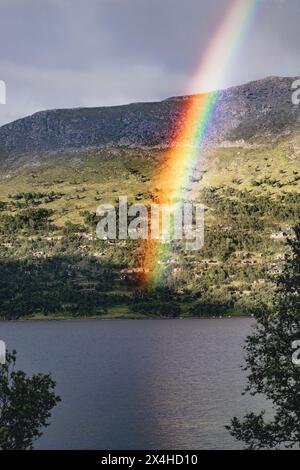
(0, 76, 298, 157)
(0, 76, 299, 320)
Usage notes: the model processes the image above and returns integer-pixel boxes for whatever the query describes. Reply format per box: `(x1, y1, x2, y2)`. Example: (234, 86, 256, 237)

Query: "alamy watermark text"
(96, 196, 204, 251)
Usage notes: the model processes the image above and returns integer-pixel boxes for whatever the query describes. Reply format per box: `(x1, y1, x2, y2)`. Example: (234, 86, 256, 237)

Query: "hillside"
(0, 76, 298, 156)
(0, 76, 299, 319)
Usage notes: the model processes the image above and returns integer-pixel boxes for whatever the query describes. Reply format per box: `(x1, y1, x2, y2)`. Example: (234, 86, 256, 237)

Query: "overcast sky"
(0, 0, 298, 126)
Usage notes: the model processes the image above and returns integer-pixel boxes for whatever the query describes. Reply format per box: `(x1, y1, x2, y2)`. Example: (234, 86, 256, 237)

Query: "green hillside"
(0, 130, 299, 319)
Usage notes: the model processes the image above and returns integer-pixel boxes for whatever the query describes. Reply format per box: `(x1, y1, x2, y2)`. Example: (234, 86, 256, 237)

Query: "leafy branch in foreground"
(0, 350, 61, 449)
(227, 225, 300, 449)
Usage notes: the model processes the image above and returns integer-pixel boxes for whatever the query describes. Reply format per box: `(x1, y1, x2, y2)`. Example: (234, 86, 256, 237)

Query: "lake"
(0, 317, 266, 449)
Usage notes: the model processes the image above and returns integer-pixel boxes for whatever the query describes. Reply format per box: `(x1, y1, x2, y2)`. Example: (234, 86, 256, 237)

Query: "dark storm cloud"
(0, 0, 299, 125)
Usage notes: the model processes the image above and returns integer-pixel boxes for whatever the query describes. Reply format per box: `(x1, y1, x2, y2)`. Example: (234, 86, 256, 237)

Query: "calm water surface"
(0, 318, 266, 449)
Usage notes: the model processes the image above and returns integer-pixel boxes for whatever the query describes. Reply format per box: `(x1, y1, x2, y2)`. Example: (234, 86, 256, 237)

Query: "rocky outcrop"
(0, 76, 298, 157)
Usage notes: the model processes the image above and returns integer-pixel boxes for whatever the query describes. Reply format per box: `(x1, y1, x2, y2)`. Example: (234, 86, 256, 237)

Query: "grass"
(0, 129, 299, 319)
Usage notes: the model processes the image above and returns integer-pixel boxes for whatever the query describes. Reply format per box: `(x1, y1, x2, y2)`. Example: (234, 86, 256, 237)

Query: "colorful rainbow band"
(142, 0, 259, 288)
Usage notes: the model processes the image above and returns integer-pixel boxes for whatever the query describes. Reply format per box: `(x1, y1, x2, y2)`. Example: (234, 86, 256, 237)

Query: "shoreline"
(0, 312, 253, 322)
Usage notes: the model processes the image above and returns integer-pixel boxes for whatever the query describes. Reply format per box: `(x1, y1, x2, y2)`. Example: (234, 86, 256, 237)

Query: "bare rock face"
(0, 76, 298, 157)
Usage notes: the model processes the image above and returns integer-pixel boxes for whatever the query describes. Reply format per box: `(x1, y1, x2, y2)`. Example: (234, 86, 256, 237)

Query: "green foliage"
(130, 288, 182, 317)
(0, 140, 298, 318)
(227, 226, 300, 449)
(0, 350, 60, 450)
(131, 301, 181, 317)
(0, 256, 119, 319)
(189, 298, 233, 317)
(9, 191, 64, 205)
(202, 187, 300, 226)
(0, 208, 54, 233)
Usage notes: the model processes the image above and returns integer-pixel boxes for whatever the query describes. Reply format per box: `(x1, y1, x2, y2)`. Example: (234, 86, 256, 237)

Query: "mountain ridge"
(0, 75, 298, 158)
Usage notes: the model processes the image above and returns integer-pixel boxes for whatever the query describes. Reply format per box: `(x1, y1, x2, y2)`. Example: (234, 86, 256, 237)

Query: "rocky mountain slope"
(0, 76, 299, 319)
(0, 76, 298, 157)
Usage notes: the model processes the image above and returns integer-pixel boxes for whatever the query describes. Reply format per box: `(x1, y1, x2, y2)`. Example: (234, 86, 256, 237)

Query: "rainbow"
(142, 0, 259, 288)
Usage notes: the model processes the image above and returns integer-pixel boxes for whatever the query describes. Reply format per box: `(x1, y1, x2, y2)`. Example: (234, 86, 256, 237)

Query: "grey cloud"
(0, 0, 299, 126)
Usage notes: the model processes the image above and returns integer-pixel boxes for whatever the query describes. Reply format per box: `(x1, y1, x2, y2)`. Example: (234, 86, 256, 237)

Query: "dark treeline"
(0, 256, 119, 318)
